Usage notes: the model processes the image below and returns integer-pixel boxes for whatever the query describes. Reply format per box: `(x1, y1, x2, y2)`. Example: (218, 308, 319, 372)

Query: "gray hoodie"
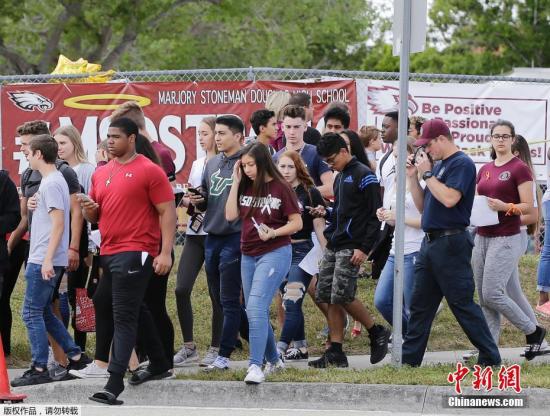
(199, 151, 242, 235)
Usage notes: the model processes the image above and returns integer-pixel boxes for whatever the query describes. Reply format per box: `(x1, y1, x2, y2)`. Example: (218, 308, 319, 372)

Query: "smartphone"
(77, 193, 91, 203)
(187, 187, 202, 196)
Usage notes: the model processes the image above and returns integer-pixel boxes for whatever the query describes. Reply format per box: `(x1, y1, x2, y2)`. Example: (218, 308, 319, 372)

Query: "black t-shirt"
(303, 126, 322, 146)
(291, 184, 325, 240)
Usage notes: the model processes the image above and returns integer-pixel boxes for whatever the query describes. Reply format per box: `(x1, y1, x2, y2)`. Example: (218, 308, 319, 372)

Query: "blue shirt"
(421, 151, 476, 231)
(273, 143, 330, 186)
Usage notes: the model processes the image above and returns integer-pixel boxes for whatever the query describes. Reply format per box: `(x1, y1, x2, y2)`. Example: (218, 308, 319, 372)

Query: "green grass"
(7, 252, 549, 373)
(175, 362, 550, 389)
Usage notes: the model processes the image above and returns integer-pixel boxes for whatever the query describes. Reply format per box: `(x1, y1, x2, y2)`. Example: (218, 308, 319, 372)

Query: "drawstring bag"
(75, 287, 96, 332)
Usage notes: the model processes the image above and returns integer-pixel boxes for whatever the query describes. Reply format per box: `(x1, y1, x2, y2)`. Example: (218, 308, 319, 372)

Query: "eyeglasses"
(325, 154, 338, 165)
(491, 134, 513, 141)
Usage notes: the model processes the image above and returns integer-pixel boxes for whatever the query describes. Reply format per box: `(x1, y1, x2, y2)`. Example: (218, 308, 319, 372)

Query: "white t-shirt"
(72, 162, 95, 194)
(389, 188, 424, 255)
(186, 156, 208, 236)
(376, 150, 396, 209)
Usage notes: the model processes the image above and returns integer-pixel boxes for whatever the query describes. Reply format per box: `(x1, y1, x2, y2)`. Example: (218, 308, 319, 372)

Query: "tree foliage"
(362, 0, 550, 75)
(0, 0, 376, 74)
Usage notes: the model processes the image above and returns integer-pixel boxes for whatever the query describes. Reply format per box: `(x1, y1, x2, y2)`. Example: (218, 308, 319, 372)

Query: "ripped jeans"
(278, 241, 314, 350)
(241, 245, 291, 366)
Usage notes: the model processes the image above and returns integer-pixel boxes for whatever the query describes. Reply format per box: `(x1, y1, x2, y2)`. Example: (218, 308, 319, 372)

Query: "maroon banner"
(1, 80, 356, 183)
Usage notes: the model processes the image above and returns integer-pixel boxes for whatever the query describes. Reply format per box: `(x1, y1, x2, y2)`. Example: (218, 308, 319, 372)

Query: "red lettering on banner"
(1, 80, 357, 184)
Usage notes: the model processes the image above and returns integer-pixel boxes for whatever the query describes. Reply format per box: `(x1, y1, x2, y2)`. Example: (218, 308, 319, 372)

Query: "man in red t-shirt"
(80, 117, 176, 405)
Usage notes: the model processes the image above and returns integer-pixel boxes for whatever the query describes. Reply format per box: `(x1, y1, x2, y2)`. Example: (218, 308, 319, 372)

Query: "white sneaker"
(244, 364, 264, 384)
(203, 355, 229, 372)
(68, 361, 109, 379)
(264, 359, 285, 377)
(200, 346, 220, 367)
(173, 345, 199, 367)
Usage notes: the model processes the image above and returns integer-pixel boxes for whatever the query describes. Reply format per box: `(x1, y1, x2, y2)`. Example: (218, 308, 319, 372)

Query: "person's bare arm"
(7, 197, 28, 254)
(42, 209, 64, 280)
(317, 171, 334, 199)
(153, 200, 177, 276)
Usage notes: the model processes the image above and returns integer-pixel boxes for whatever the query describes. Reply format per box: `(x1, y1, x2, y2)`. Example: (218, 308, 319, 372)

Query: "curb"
(12, 380, 550, 414)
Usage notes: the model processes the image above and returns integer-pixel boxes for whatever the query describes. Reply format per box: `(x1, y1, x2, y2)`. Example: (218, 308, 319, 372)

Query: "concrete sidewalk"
(6, 347, 550, 415)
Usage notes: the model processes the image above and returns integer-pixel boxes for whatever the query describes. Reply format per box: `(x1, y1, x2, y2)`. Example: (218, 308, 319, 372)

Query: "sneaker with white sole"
(462, 350, 479, 361)
(203, 355, 229, 372)
(264, 359, 285, 377)
(69, 361, 109, 379)
(49, 363, 71, 381)
(200, 346, 219, 367)
(173, 345, 199, 367)
(244, 364, 264, 384)
(284, 347, 309, 361)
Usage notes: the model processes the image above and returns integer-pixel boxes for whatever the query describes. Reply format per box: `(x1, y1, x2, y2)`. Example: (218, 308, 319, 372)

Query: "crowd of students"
(0, 93, 549, 405)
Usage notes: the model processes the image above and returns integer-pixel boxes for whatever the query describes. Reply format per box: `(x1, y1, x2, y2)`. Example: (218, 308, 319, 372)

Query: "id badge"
(189, 213, 204, 233)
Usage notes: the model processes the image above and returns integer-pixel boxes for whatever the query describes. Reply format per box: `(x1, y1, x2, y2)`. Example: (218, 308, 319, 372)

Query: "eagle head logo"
(8, 91, 54, 113)
(367, 85, 418, 116)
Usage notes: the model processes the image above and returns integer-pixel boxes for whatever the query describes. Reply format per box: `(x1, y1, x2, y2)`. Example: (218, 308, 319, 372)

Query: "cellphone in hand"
(77, 193, 91, 202)
(187, 187, 202, 196)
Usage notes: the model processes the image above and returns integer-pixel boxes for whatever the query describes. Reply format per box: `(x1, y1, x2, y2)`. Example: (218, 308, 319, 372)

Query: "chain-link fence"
(1, 67, 548, 250)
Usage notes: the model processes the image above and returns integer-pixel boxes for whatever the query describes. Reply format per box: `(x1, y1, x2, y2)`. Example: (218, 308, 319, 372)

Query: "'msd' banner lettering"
(1, 80, 356, 183)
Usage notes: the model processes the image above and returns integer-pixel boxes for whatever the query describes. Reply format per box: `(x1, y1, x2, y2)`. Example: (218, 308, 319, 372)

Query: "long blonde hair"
(53, 125, 87, 164)
(266, 91, 291, 121)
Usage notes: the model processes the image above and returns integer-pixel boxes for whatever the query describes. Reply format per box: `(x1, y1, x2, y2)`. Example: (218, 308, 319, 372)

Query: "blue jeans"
(402, 232, 501, 367)
(242, 245, 291, 366)
(537, 200, 550, 292)
(279, 241, 313, 346)
(374, 252, 418, 334)
(22, 263, 81, 369)
(205, 233, 244, 358)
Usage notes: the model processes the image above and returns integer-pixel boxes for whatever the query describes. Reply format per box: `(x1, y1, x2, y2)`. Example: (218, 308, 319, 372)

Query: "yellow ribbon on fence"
(49, 55, 115, 83)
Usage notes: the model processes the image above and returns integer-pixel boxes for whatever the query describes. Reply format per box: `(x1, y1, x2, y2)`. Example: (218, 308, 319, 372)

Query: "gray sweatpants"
(472, 233, 536, 344)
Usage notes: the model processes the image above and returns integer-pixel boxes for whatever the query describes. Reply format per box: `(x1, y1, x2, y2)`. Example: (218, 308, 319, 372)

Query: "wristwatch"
(422, 171, 434, 181)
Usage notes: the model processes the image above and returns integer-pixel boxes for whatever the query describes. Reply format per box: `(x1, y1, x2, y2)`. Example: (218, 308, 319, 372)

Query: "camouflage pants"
(316, 248, 359, 305)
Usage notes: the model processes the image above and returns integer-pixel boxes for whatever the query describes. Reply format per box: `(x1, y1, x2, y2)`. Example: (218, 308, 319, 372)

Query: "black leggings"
(175, 235, 223, 347)
(0, 239, 28, 356)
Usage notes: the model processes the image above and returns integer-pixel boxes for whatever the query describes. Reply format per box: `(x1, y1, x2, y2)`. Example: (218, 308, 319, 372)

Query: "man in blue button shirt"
(403, 119, 501, 367)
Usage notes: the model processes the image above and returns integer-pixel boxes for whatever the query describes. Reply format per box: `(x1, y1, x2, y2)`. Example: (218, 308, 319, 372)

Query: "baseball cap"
(414, 119, 450, 147)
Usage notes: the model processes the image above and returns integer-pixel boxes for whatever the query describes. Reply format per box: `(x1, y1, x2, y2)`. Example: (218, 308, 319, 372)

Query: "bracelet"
(505, 203, 523, 216)
(69, 247, 79, 254)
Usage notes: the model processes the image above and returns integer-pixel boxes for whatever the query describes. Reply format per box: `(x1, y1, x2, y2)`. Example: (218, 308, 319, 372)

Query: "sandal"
(128, 368, 173, 386)
(89, 390, 123, 406)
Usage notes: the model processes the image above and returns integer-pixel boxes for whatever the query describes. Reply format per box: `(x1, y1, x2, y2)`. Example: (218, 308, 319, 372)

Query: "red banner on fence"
(1, 80, 356, 183)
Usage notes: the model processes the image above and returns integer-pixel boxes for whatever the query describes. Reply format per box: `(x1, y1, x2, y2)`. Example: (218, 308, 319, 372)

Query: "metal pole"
(391, 0, 413, 367)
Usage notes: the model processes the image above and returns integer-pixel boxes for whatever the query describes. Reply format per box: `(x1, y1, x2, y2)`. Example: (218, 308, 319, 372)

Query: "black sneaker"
(369, 325, 391, 364)
(308, 352, 328, 368)
(67, 353, 93, 372)
(284, 348, 309, 361)
(308, 350, 348, 368)
(11, 366, 53, 387)
(525, 326, 547, 361)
